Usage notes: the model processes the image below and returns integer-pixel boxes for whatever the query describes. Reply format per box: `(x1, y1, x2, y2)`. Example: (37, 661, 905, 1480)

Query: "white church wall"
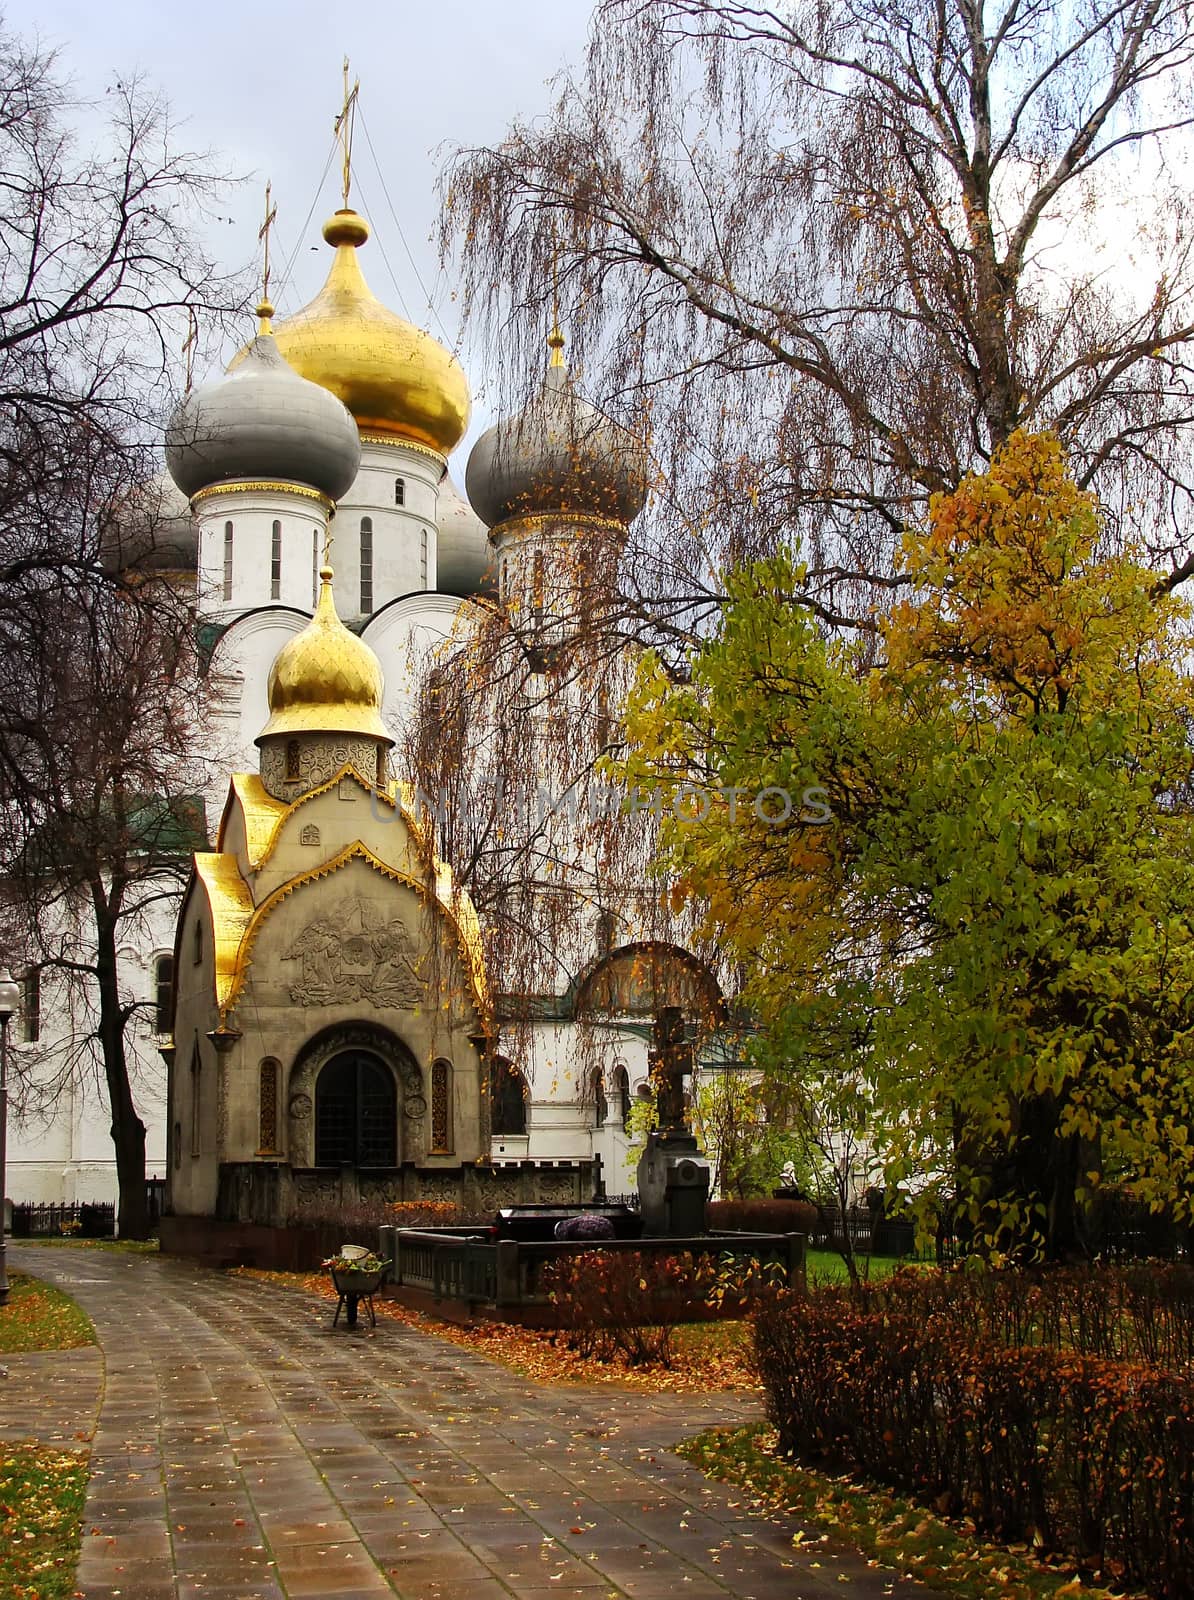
(6, 915, 172, 1212)
(337, 441, 443, 610)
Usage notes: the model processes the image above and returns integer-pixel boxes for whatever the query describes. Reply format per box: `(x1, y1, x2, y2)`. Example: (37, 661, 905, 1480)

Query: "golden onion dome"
(235, 210, 470, 456)
(256, 564, 392, 744)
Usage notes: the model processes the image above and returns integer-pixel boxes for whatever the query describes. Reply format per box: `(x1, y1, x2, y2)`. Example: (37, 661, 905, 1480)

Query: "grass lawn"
(804, 1249, 912, 1285)
(678, 1423, 1133, 1600)
(12, 1237, 159, 1252)
(0, 1270, 94, 1599)
(0, 1443, 89, 1600)
(0, 1271, 94, 1353)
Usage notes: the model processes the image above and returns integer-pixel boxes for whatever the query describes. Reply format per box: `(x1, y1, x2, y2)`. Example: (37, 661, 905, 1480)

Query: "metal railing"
(10, 1201, 115, 1238)
(381, 1224, 806, 1312)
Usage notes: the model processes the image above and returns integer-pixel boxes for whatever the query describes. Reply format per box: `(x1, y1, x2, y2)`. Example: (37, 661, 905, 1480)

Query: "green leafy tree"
(616, 431, 1194, 1260)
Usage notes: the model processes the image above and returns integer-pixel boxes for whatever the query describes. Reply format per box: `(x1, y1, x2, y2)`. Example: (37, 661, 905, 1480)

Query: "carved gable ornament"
(283, 896, 424, 1008)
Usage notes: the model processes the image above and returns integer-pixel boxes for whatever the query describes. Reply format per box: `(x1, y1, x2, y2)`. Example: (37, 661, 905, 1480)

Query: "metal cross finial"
(182, 308, 198, 393)
(334, 57, 360, 209)
(548, 236, 565, 368)
(321, 528, 335, 570)
(258, 180, 278, 308)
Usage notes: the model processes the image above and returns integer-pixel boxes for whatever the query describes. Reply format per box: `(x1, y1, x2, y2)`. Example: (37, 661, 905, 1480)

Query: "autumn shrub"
(706, 1198, 818, 1236)
(755, 1270, 1194, 1597)
(543, 1249, 687, 1365)
(545, 1247, 785, 1366)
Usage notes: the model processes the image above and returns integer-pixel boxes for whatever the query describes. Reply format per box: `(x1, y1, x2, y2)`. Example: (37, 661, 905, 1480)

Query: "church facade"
(8, 197, 731, 1225)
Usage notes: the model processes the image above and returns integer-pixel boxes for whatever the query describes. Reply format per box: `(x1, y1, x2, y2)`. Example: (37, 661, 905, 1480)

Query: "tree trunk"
(94, 902, 149, 1239)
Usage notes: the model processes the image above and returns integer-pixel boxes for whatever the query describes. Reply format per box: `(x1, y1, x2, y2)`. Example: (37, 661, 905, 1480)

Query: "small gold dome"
(257, 566, 391, 743)
(237, 209, 470, 456)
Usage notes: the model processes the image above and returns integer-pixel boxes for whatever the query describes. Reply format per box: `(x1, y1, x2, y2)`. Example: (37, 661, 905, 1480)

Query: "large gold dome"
(238, 210, 470, 456)
(257, 566, 391, 743)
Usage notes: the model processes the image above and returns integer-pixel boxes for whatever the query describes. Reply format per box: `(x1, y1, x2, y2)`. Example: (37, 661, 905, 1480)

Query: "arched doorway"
(315, 1050, 398, 1167)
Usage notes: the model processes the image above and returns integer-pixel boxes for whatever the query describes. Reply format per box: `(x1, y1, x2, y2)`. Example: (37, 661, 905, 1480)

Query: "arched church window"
(375, 747, 386, 789)
(360, 516, 373, 613)
(394, 477, 405, 507)
(420, 527, 428, 585)
(490, 1056, 527, 1136)
(315, 1050, 397, 1167)
(589, 1066, 608, 1128)
(192, 920, 203, 966)
(595, 909, 616, 955)
(258, 1058, 279, 1153)
(270, 520, 282, 600)
(614, 1065, 631, 1131)
(500, 558, 508, 599)
(152, 954, 173, 1036)
(431, 1059, 452, 1153)
(285, 739, 301, 781)
(222, 521, 234, 601)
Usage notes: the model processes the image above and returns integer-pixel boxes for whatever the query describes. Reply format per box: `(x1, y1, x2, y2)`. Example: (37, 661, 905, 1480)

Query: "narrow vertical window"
(285, 739, 301, 781)
(222, 521, 234, 601)
(258, 1059, 279, 1154)
(375, 747, 386, 788)
(532, 550, 545, 620)
(420, 527, 428, 585)
(312, 528, 320, 606)
(360, 516, 373, 613)
(500, 558, 508, 600)
(20, 969, 39, 1044)
(193, 920, 203, 966)
(615, 1066, 631, 1131)
(431, 1059, 452, 1153)
(394, 477, 405, 506)
(190, 1042, 202, 1157)
(270, 520, 282, 600)
(153, 954, 174, 1036)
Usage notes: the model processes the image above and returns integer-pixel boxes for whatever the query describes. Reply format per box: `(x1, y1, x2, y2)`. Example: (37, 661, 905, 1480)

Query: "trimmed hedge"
(707, 1198, 818, 1236)
(754, 1270, 1194, 1597)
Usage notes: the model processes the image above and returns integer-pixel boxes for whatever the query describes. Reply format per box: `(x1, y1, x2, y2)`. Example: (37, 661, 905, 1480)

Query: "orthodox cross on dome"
(257, 180, 278, 331)
(182, 308, 198, 394)
(321, 527, 335, 570)
(334, 57, 360, 210)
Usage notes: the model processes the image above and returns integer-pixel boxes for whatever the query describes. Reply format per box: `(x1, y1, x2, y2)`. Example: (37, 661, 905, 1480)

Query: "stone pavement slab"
(12, 1242, 927, 1599)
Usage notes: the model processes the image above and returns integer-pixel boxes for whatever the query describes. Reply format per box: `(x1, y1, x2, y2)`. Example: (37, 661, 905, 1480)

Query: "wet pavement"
(7, 1243, 924, 1599)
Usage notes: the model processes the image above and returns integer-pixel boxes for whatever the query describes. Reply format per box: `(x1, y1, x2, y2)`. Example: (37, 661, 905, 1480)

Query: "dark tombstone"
(553, 1213, 616, 1240)
(636, 1007, 710, 1235)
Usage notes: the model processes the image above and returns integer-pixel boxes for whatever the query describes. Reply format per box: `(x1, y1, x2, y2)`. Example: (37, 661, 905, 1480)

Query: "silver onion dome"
(165, 328, 361, 502)
(101, 471, 198, 576)
(465, 341, 648, 530)
(436, 474, 494, 596)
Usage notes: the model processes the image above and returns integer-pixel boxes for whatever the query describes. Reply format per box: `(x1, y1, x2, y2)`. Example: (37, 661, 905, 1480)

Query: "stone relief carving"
(299, 823, 321, 846)
(283, 897, 423, 1008)
(289, 1092, 312, 1120)
(261, 738, 378, 796)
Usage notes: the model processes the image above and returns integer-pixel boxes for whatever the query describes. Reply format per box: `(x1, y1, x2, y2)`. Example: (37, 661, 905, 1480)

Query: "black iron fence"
(11, 1201, 115, 1238)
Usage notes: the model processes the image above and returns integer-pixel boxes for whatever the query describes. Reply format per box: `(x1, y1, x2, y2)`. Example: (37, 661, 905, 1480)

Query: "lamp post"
(0, 967, 19, 1306)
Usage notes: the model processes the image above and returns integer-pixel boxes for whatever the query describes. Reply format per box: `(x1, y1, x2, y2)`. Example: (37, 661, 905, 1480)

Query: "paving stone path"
(8, 1244, 925, 1600)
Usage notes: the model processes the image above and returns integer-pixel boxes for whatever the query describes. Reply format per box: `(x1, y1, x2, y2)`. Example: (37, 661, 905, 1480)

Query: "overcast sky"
(14, 0, 597, 425)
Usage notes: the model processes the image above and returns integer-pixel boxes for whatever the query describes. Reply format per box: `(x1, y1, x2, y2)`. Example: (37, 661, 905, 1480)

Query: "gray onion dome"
(465, 340, 648, 530)
(101, 471, 198, 575)
(436, 474, 494, 596)
(165, 328, 361, 502)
